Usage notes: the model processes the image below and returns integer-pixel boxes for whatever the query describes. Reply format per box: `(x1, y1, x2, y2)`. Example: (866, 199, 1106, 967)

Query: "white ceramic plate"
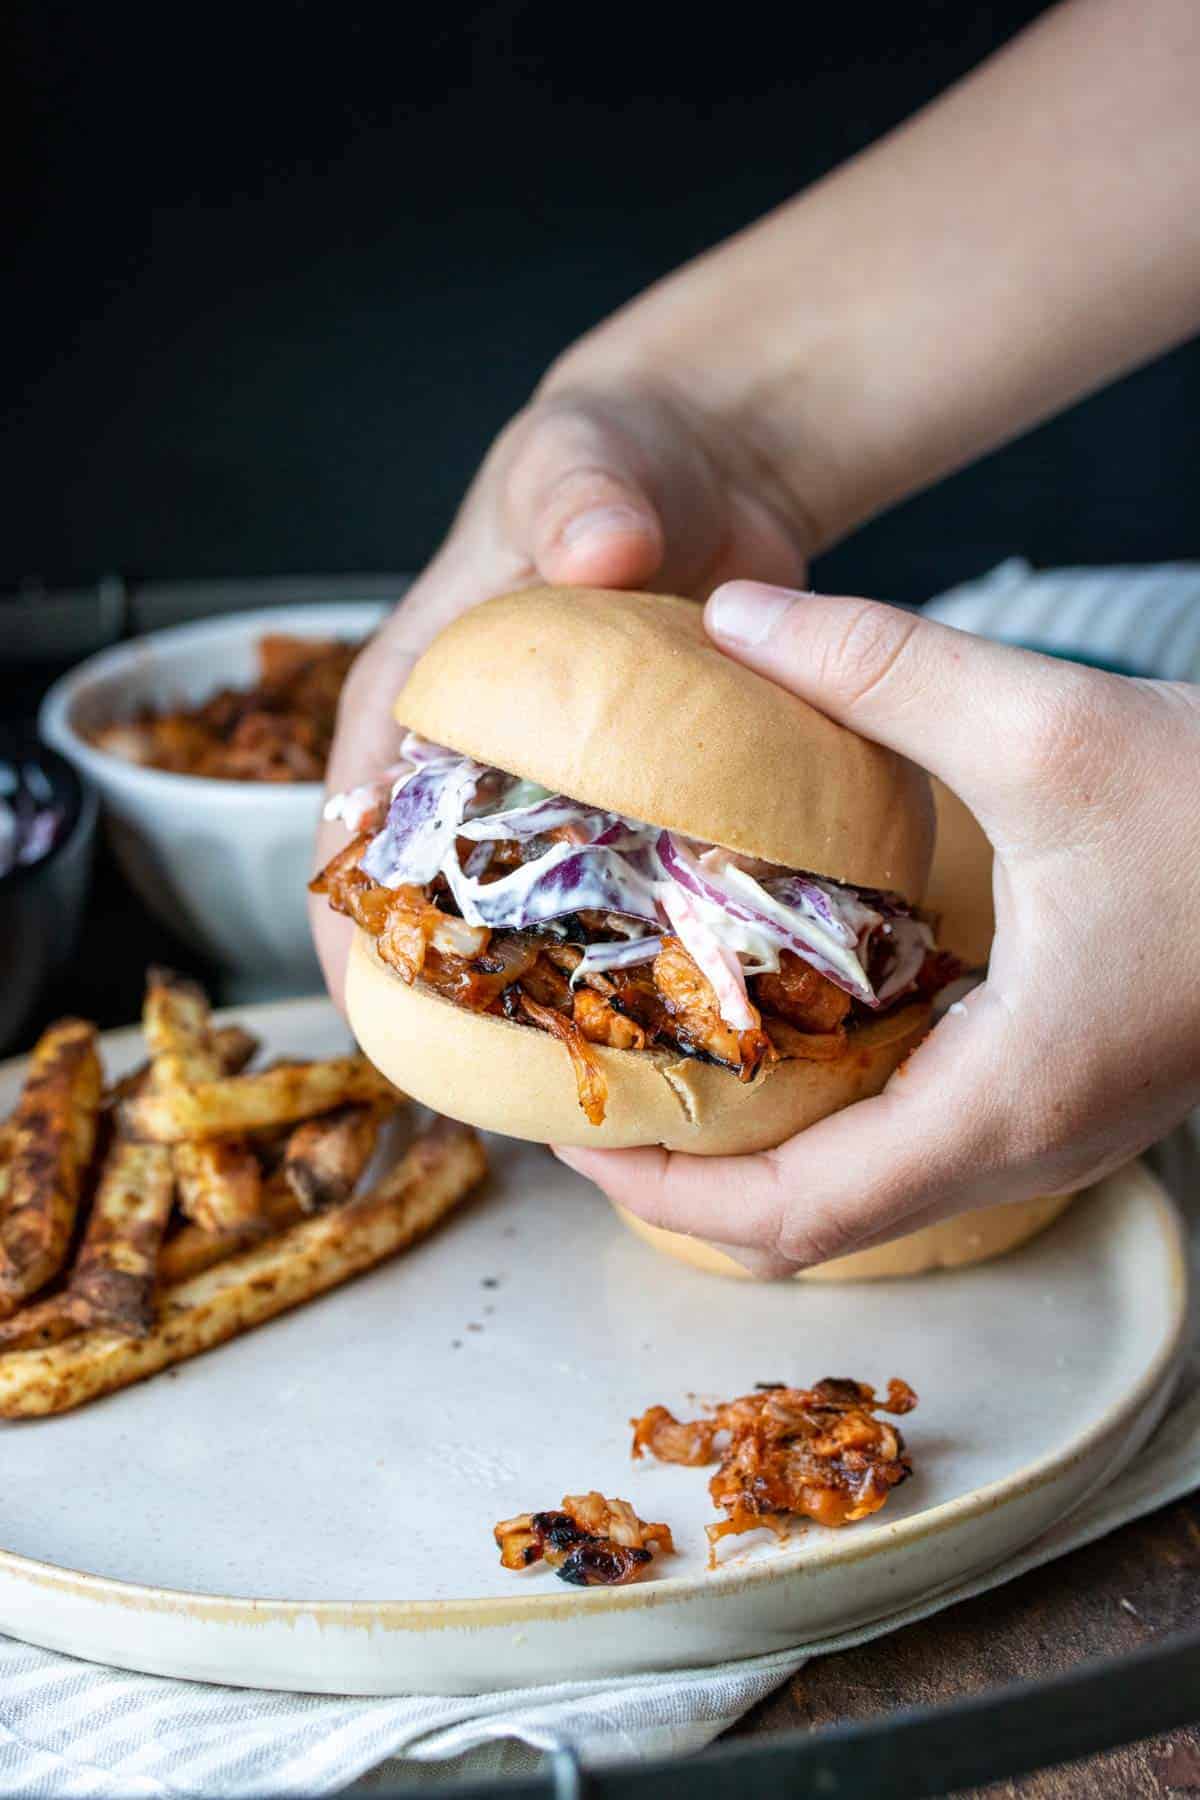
(0, 1000, 1187, 1694)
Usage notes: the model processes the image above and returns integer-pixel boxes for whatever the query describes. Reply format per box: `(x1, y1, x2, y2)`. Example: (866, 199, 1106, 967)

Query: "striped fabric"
(0, 563, 1196, 1796)
(926, 556, 1200, 679)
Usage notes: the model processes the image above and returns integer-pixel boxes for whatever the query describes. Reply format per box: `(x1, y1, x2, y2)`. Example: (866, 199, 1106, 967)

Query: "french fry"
(68, 1140, 174, 1335)
(157, 1176, 305, 1285)
(172, 1139, 264, 1236)
(243, 1121, 295, 1172)
(143, 968, 265, 1233)
(0, 1121, 487, 1418)
(121, 1057, 399, 1143)
(0, 1175, 304, 1356)
(0, 1020, 102, 1310)
(283, 1104, 383, 1212)
(143, 967, 219, 1086)
(0, 1295, 79, 1353)
(210, 1025, 260, 1077)
(104, 1024, 259, 1107)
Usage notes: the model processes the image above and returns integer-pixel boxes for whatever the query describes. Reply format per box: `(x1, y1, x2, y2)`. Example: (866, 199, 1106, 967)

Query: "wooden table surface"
(730, 1491, 1200, 1796)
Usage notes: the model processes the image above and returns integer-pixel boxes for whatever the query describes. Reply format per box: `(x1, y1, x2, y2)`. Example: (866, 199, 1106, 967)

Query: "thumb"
(503, 404, 665, 590)
(704, 581, 1099, 836)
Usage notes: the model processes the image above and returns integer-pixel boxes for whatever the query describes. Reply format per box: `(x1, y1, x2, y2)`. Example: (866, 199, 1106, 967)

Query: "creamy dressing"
(329, 741, 931, 1032)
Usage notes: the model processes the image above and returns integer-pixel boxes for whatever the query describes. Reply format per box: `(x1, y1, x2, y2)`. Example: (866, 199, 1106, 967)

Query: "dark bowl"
(0, 740, 98, 1056)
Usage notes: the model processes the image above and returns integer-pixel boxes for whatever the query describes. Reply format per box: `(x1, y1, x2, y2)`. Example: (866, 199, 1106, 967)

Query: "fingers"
(703, 581, 1126, 839)
(551, 1096, 998, 1273)
(505, 392, 809, 598)
(310, 393, 670, 1003)
(503, 404, 665, 589)
(309, 903, 353, 1017)
(553, 990, 1049, 1272)
(554, 1140, 792, 1251)
(311, 403, 817, 1006)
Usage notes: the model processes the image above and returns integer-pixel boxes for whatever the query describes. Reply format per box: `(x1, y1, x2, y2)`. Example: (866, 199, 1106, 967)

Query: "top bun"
(397, 587, 934, 900)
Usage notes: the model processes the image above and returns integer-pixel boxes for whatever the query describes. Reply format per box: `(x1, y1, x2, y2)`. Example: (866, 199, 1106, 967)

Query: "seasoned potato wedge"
(0, 1121, 486, 1418)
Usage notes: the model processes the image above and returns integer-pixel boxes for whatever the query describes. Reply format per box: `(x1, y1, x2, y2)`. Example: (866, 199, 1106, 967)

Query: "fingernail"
(706, 581, 803, 648)
(560, 504, 653, 547)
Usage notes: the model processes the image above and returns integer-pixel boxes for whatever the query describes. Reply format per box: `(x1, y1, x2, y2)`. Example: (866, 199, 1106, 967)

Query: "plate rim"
(0, 1002, 1188, 1632)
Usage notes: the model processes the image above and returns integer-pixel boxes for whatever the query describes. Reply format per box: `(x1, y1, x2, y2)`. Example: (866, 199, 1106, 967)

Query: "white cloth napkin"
(1, 562, 1196, 1797)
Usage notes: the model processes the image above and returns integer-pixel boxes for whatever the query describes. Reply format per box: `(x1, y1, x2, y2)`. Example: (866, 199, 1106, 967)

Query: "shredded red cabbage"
(331, 745, 933, 1028)
(446, 838, 661, 930)
(658, 880, 760, 1029)
(457, 796, 630, 845)
(360, 756, 484, 888)
(571, 936, 665, 983)
(657, 834, 877, 1003)
(874, 914, 936, 1002)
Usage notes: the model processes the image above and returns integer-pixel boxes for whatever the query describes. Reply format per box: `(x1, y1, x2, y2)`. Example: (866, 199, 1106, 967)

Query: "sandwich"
(314, 587, 1071, 1275)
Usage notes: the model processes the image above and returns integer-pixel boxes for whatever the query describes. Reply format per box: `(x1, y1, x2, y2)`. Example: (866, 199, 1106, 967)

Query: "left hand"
(309, 381, 810, 1006)
(554, 581, 1200, 1276)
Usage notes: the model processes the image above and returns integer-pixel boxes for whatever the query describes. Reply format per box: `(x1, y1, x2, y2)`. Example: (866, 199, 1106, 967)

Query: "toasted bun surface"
(396, 586, 934, 900)
(347, 932, 930, 1157)
(615, 1192, 1074, 1281)
(926, 779, 995, 969)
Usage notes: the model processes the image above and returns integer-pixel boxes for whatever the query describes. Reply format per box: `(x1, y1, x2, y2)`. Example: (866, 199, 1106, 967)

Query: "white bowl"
(39, 603, 389, 990)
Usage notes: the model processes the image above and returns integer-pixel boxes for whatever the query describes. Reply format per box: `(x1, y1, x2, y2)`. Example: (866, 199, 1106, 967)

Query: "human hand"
(555, 582, 1200, 1274)
(311, 376, 812, 999)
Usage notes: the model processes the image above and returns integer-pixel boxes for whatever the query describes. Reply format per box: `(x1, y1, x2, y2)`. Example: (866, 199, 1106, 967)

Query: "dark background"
(6, 0, 1199, 610)
(5, 0, 1199, 1033)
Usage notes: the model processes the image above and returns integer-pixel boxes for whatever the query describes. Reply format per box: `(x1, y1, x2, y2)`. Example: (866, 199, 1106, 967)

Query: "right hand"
(312, 371, 814, 1001)
(556, 583, 1200, 1273)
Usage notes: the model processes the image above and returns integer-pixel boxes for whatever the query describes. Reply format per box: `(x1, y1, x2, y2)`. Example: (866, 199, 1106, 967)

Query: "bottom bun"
(347, 931, 931, 1156)
(615, 1191, 1075, 1281)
